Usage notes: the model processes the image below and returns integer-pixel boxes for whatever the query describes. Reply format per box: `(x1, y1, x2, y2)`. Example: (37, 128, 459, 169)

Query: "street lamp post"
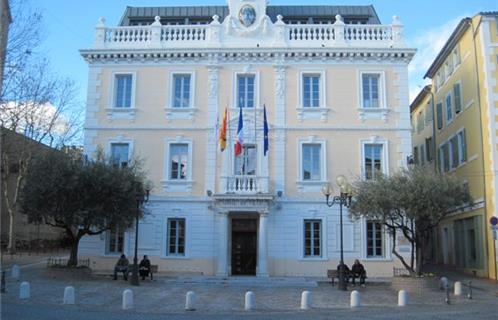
(130, 182, 151, 286)
(322, 176, 353, 291)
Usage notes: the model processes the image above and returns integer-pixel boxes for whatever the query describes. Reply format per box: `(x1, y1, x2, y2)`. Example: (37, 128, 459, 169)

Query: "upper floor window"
(366, 221, 385, 258)
(453, 47, 461, 67)
(172, 74, 191, 108)
(302, 143, 321, 181)
(436, 102, 443, 130)
(167, 218, 185, 256)
(417, 111, 424, 133)
(361, 73, 380, 108)
(106, 227, 124, 255)
(425, 101, 433, 123)
(234, 145, 256, 176)
(458, 129, 467, 164)
(453, 83, 462, 114)
(419, 144, 425, 166)
(363, 143, 384, 180)
(111, 143, 129, 168)
(302, 74, 320, 108)
(425, 137, 433, 162)
(304, 219, 322, 258)
(446, 93, 453, 123)
(169, 143, 188, 180)
(114, 74, 133, 108)
(237, 74, 255, 108)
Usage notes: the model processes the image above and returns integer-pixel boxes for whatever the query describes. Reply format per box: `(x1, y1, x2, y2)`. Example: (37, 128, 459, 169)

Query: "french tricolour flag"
(235, 106, 243, 156)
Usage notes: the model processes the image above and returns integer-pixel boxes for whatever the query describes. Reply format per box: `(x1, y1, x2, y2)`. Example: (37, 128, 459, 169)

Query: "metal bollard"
(467, 281, 472, 300)
(19, 281, 30, 299)
(63, 286, 75, 305)
(350, 290, 361, 307)
(445, 284, 450, 304)
(398, 290, 408, 306)
(122, 289, 133, 310)
(454, 281, 462, 296)
(1, 271, 6, 293)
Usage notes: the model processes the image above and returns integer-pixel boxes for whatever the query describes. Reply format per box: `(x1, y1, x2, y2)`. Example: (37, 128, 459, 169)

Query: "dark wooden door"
(231, 219, 257, 275)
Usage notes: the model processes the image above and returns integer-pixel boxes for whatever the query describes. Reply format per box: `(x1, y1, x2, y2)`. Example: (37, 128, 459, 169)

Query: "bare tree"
(0, 0, 82, 254)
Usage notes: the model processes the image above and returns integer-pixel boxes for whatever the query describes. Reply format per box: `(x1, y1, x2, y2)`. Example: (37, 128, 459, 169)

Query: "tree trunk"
(416, 244, 424, 276)
(7, 209, 15, 254)
(67, 239, 80, 267)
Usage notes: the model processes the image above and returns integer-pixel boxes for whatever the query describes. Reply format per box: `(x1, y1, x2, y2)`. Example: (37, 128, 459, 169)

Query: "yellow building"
(411, 12, 498, 279)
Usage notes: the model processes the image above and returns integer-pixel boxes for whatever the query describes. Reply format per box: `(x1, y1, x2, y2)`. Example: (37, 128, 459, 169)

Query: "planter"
(391, 275, 439, 294)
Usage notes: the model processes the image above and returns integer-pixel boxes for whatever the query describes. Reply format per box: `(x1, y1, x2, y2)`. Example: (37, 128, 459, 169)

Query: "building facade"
(79, 1, 415, 277)
(410, 12, 498, 279)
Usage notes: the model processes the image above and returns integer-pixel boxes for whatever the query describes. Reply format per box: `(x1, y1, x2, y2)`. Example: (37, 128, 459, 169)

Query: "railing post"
(94, 17, 106, 49)
(150, 16, 162, 48)
(391, 15, 405, 48)
(333, 15, 346, 47)
(272, 15, 287, 47)
(207, 15, 221, 47)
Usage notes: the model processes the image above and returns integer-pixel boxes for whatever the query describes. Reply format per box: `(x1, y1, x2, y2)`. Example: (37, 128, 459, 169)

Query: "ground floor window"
(167, 218, 185, 256)
(366, 221, 385, 258)
(106, 227, 124, 254)
(304, 220, 321, 257)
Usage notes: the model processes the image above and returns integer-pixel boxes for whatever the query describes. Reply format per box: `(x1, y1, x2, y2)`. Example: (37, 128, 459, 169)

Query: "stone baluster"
(94, 17, 106, 49)
(150, 16, 162, 48)
(391, 15, 405, 48)
(333, 15, 346, 46)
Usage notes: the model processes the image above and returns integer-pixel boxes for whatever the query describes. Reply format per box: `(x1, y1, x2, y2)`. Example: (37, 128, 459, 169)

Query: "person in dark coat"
(113, 254, 129, 281)
(139, 255, 151, 280)
(337, 263, 351, 283)
(351, 259, 366, 286)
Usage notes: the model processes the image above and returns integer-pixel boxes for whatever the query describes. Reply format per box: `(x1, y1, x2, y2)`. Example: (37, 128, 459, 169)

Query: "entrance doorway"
(231, 218, 257, 275)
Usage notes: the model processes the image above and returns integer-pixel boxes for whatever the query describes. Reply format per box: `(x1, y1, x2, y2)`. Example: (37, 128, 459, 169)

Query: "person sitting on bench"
(113, 254, 129, 281)
(337, 263, 351, 283)
(139, 255, 151, 280)
(351, 259, 366, 286)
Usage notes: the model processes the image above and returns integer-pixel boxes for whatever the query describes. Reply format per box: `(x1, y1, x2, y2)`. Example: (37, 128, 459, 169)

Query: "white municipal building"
(79, 0, 416, 277)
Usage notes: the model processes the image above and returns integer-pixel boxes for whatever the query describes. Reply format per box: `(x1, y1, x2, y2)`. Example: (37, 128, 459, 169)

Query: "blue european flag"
(263, 105, 269, 156)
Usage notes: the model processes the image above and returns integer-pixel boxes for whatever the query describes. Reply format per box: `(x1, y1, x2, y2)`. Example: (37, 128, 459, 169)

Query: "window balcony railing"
(221, 175, 269, 194)
(92, 15, 405, 50)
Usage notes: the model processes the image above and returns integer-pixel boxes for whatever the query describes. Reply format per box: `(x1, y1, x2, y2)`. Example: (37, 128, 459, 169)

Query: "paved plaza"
(1, 260, 497, 319)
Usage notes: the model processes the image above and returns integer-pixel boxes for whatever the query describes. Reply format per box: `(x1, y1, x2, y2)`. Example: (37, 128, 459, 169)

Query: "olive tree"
(20, 151, 147, 267)
(349, 167, 471, 275)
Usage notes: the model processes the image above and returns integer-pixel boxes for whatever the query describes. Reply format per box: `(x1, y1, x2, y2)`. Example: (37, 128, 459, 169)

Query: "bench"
(138, 264, 158, 280)
(327, 269, 339, 285)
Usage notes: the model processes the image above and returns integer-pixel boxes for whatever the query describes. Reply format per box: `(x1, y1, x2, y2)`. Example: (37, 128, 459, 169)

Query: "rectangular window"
(237, 74, 255, 108)
(234, 145, 256, 175)
(425, 102, 433, 123)
(302, 74, 320, 108)
(169, 143, 188, 180)
(453, 47, 461, 67)
(446, 94, 453, 123)
(167, 218, 185, 256)
(106, 227, 124, 254)
(114, 74, 133, 108)
(302, 144, 321, 181)
(436, 102, 443, 129)
(425, 137, 433, 162)
(304, 220, 321, 257)
(451, 136, 459, 169)
(111, 143, 129, 168)
(366, 221, 384, 258)
(453, 83, 462, 114)
(417, 111, 424, 133)
(364, 144, 383, 180)
(442, 143, 450, 172)
(420, 144, 425, 166)
(413, 146, 419, 165)
(172, 74, 191, 108)
(362, 73, 380, 108)
(458, 130, 467, 163)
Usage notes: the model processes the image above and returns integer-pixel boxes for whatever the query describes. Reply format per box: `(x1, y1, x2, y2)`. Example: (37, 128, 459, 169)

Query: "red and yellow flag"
(219, 108, 228, 152)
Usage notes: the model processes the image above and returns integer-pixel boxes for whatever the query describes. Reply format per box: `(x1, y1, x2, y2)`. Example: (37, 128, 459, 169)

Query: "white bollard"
(185, 291, 196, 311)
(63, 286, 75, 305)
(454, 281, 462, 296)
(244, 291, 255, 311)
(11, 265, 20, 279)
(300, 290, 311, 310)
(19, 281, 30, 299)
(439, 277, 448, 290)
(398, 290, 408, 306)
(122, 289, 133, 310)
(350, 290, 361, 307)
